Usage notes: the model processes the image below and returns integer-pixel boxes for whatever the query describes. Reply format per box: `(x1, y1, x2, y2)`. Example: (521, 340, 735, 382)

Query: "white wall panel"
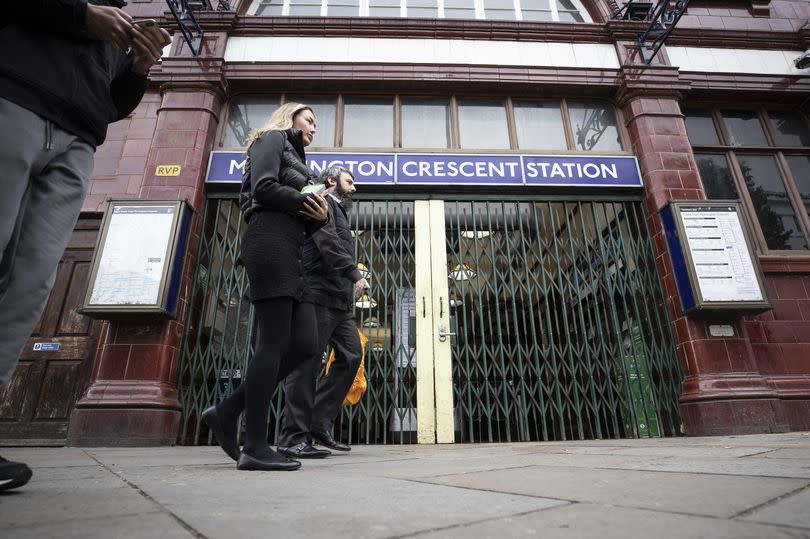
(667, 46, 805, 75)
(224, 36, 620, 69)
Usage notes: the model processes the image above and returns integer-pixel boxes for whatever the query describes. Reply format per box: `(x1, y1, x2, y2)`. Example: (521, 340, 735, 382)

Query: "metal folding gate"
(177, 195, 682, 445)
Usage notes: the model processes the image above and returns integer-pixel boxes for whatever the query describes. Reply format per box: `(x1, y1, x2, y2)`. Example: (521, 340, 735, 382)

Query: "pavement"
(1, 432, 809, 539)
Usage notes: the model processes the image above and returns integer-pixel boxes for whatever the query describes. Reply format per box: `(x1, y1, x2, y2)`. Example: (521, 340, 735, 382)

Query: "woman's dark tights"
(217, 297, 318, 459)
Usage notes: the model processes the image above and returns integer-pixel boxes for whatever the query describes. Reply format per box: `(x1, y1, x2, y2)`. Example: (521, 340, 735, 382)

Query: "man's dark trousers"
(279, 306, 362, 446)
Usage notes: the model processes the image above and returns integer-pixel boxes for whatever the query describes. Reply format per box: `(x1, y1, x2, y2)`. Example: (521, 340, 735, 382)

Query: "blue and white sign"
(33, 342, 60, 351)
(206, 151, 642, 188)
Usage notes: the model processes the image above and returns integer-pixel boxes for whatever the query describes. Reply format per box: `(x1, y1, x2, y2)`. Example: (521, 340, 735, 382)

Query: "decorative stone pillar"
(67, 23, 233, 445)
(614, 40, 786, 435)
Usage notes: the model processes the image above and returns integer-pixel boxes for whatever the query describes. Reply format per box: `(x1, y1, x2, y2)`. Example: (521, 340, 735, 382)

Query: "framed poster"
(81, 200, 193, 318)
(661, 201, 770, 314)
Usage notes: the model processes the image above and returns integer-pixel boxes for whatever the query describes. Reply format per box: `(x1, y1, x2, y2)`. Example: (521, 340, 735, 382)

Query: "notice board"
(81, 200, 193, 318)
(661, 201, 770, 314)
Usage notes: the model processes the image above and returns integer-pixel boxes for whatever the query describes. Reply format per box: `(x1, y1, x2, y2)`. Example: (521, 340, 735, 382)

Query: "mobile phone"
(301, 183, 326, 195)
(132, 19, 171, 48)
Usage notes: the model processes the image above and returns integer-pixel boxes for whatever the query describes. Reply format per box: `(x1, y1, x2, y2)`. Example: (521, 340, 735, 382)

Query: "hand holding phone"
(130, 20, 171, 75)
(132, 19, 171, 48)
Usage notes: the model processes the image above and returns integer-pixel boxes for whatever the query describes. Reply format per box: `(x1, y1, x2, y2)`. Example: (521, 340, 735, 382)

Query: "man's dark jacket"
(304, 194, 359, 311)
(0, 0, 147, 147)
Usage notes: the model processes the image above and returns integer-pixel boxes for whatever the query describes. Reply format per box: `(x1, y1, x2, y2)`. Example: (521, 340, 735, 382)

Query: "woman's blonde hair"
(246, 102, 312, 148)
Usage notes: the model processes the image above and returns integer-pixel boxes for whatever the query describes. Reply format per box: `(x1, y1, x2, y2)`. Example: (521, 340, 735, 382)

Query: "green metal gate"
(178, 198, 419, 445)
(441, 198, 682, 442)
(177, 195, 681, 446)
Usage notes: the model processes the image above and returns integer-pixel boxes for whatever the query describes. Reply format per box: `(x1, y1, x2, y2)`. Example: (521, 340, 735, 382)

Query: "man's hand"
(354, 278, 370, 300)
(130, 25, 171, 76)
(84, 4, 133, 51)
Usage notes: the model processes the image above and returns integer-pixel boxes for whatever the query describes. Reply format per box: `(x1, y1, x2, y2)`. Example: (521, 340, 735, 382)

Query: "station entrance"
(177, 195, 682, 445)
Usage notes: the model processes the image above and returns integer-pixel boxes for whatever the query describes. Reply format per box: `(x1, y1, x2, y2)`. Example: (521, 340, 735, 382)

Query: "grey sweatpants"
(0, 97, 94, 388)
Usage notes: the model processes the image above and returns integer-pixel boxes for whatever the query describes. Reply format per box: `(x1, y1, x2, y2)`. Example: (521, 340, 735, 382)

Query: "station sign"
(206, 151, 642, 188)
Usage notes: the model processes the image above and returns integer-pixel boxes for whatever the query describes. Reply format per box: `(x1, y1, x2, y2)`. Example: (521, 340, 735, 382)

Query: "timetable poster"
(680, 208, 764, 303)
(88, 205, 176, 306)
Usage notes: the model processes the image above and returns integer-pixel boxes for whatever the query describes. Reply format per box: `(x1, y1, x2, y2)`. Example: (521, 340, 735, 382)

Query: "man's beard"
(335, 185, 354, 212)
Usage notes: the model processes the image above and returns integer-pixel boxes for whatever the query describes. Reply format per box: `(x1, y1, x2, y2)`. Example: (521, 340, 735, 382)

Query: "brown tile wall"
(121, 0, 168, 19)
(745, 274, 810, 377)
(679, 0, 810, 32)
(83, 90, 161, 213)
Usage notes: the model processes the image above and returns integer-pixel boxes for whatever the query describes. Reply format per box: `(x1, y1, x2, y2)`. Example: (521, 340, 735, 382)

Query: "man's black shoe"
(278, 442, 331, 459)
(202, 405, 240, 462)
(237, 450, 301, 471)
(311, 431, 350, 452)
(0, 457, 32, 492)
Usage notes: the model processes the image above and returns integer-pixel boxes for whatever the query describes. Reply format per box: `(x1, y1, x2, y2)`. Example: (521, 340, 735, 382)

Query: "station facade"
(1, 0, 809, 446)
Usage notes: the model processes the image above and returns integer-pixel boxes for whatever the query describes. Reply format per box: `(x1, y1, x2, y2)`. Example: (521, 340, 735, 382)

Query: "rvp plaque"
(81, 200, 193, 318)
(661, 201, 770, 314)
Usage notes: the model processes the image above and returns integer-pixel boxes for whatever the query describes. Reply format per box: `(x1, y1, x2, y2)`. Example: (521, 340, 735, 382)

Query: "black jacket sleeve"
(6, 1, 88, 26)
(249, 131, 308, 213)
(311, 202, 363, 283)
(110, 55, 148, 120)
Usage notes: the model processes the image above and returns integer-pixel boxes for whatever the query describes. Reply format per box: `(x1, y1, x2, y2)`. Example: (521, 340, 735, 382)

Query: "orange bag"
(324, 329, 368, 406)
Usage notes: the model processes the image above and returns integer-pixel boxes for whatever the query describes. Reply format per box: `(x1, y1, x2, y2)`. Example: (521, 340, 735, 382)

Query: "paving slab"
(1, 447, 97, 469)
(413, 502, 808, 539)
(3, 512, 195, 539)
(117, 464, 567, 539)
(753, 448, 810, 460)
(420, 464, 807, 517)
(0, 476, 157, 528)
(740, 486, 810, 530)
(599, 456, 810, 479)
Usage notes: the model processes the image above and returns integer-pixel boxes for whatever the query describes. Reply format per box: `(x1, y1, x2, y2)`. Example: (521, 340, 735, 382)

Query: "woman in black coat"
(202, 103, 330, 471)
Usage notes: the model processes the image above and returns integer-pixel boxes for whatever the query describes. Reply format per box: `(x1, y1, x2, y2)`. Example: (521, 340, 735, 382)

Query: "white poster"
(680, 209, 764, 303)
(89, 205, 176, 305)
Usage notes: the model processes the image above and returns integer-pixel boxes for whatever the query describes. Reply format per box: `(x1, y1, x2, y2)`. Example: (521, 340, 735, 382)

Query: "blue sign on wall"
(206, 151, 643, 188)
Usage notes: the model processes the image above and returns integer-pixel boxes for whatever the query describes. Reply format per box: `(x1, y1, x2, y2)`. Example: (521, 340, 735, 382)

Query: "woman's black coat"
(239, 128, 358, 302)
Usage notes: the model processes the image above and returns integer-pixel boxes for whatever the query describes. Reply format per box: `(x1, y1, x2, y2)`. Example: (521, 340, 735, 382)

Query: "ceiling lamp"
(355, 294, 378, 309)
(449, 263, 476, 281)
(449, 296, 463, 308)
(460, 230, 491, 239)
(357, 262, 371, 279)
(362, 316, 380, 328)
(351, 230, 365, 238)
(371, 343, 386, 353)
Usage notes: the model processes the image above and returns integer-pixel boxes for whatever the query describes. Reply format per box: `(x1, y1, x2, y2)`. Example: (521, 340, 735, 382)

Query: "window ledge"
(759, 254, 810, 273)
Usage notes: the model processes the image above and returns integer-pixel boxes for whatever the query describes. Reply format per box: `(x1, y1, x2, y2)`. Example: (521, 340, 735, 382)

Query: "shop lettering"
(525, 162, 618, 180)
(400, 160, 520, 178)
(229, 159, 247, 175)
(309, 158, 394, 179)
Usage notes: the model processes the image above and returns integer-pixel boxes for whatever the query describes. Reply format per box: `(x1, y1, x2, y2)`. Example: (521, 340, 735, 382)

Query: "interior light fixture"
(357, 262, 371, 279)
(449, 296, 463, 308)
(362, 316, 381, 328)
(355, 294, 378, 309)
(351, 230, 365, 238)
(449, 263, 477, 281)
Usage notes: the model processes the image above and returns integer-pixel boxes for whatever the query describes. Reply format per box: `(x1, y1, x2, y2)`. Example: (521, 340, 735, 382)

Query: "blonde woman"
(202, 103, 331, 471)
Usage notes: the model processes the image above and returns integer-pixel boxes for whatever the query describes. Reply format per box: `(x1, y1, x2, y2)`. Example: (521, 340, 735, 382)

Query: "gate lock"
(437, 323, 456, 342)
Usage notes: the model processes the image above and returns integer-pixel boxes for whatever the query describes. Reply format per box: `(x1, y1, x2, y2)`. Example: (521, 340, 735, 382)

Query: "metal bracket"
(575, 107, 610, 151)
(165, 0, 204, 56)
(611, 0, 691, 65)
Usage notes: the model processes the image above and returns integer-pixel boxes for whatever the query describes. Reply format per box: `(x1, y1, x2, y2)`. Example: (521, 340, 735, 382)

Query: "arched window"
(247, 0, 593, 22)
